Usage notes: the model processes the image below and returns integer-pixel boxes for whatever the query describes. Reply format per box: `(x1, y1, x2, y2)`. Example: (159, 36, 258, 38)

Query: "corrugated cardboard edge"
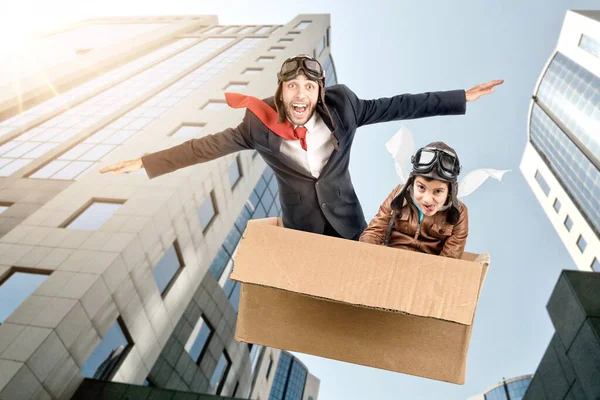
(231, 219, 490, 326)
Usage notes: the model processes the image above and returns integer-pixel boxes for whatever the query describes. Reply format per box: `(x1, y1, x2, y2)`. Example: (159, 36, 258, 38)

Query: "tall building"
(468, 375, 533, 400)
(0, 14, 331, 399)
(519, 10, 600, 272)
(523, 270, 600, 400)
(268, 351, 319, 400)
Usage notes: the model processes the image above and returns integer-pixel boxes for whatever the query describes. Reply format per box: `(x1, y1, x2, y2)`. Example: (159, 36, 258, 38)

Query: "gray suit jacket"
(142, 84, 466, 240)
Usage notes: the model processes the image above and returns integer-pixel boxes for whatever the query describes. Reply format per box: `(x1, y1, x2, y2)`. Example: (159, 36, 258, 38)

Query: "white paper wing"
(458, 169, 511, 198)
(385, 125, 415, 183)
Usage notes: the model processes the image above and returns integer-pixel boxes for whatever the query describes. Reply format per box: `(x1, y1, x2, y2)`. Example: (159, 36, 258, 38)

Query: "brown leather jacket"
(359, 184, 469, 259)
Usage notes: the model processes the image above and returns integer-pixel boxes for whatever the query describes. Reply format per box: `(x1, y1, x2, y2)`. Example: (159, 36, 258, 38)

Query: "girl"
(360, 142, 467, 259)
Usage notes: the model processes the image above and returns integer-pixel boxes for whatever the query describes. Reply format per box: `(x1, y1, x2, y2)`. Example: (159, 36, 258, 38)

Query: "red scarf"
(225, 92, 308, 151)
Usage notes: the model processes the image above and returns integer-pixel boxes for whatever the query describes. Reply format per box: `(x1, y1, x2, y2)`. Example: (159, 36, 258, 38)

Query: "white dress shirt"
(280, 112, 335, 179)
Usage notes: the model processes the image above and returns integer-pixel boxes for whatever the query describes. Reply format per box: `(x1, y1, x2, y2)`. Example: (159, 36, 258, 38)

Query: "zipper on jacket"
(414, 219, 422, 251)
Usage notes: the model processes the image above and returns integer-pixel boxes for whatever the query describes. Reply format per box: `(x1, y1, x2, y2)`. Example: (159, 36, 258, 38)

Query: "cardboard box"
(231, 218, 489, 384)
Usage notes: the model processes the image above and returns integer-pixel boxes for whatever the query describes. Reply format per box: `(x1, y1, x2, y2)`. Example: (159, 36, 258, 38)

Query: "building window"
(486, 386, 507, 400)
(0, 269, 50, 323)
(249, 344, 262, 373)
(143, 378, 156, 387)
(534, 170, 550, 196)
(576, 235, 587, 253)
(266, 356, 273, 378)
(204, 26, 223, 35)
(278, 38, 293, 43)
(198, 191, 217, 232)
(80, 317, 132, 380)
(553, 198, 561, 213)
(184, 315, 214, 363)
(224, 82, 249, 92)
(326, 27, 330, 46)
(591, 257, 600, 272)
(210, 351, 232, 395)
(243, 68, 263, 76)
(564, 215, 574, 231)
(579, 33, 600, 58)
(8, 37, 264, 181)
(255, 26, 272, 34)
(317, 36, 326, 56)
(62, 200, 123, 230)
(323, 54, 338, 87)
(229, 155, 243, 188)
(294, 21, 311, 30)
(531, 53, 600, 235)
(287, 356, 309, 400)
(210, 246, 232, 280)
(209, 167, 280, 281)
(238, 26, 256, 34)
(257, 56, 275, 63)
(201, 100, 227, 111)
(222, 26, 240, 34)
(0, 202, 13, 214)
(170, 124, 205, 139)
(153, 241, 185, 297)
(268, 352, 308, 400)
(223, 277, 242, 313)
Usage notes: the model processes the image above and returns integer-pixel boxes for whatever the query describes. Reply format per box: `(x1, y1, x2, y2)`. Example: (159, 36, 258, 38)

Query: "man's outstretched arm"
(341, 80, 503, 127)
(100, 116, 254, 178)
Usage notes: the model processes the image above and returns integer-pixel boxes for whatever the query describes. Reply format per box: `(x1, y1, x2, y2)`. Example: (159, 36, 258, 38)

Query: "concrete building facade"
(0, 14, 331, 400)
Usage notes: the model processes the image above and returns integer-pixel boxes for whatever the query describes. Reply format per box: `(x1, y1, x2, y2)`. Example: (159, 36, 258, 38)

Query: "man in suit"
(100, 54, 503, 240)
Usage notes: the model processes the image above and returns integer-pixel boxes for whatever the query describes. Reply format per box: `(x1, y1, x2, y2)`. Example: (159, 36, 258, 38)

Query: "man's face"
(412, 177, 450, 216)
(281, 74, 319, 125)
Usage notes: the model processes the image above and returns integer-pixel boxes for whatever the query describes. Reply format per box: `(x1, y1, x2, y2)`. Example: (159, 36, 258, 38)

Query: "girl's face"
(412, 177, 449, 216)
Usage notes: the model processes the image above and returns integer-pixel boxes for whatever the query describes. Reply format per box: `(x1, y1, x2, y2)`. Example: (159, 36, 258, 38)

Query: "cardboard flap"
(231, 219, 488, 326)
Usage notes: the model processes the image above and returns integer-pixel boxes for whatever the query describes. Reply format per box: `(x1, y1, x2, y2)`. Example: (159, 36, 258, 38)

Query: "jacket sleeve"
(440, 204, 469, 259)
(340, 84, 466, 127)
(359, 185, 403, 245)
(141, 113, 254, 179)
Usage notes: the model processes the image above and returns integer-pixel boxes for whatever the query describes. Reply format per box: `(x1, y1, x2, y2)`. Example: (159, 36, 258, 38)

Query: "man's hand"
(99, 158, 144, 175)
(465, 80, 504, 102)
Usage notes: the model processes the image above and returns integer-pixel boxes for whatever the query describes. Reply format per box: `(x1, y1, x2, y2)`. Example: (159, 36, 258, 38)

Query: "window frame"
(81, 316, 133, 381)
(198, 190, 218, 233)
(229, 155, 243, 190)
(153, 240, 186, 298)
(59, 198, 126, 230)
(0, 267, 52, 324)
(185, 314, 215, 365)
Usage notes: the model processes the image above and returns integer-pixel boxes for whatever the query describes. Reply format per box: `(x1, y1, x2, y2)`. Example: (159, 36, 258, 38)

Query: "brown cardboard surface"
(231, 218, 488, 384)
(231, 218, 486, 325)
(236, 284, 471, 383)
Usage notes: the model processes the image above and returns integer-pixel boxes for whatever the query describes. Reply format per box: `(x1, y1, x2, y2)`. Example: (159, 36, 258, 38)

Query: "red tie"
(293, 126, 308, 151)
(225, 92, 308, 151)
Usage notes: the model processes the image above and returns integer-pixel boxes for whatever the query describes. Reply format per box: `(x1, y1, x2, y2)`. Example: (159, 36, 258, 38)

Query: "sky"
(2, 0, 599, 399)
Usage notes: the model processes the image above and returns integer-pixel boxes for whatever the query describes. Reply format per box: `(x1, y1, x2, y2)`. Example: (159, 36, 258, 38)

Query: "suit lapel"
(317, 103, 343, 178)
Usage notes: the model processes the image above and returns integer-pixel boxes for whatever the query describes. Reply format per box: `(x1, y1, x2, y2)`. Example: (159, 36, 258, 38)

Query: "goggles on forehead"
(278, 54, 325, 82)
(411, 147, 461, 180)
